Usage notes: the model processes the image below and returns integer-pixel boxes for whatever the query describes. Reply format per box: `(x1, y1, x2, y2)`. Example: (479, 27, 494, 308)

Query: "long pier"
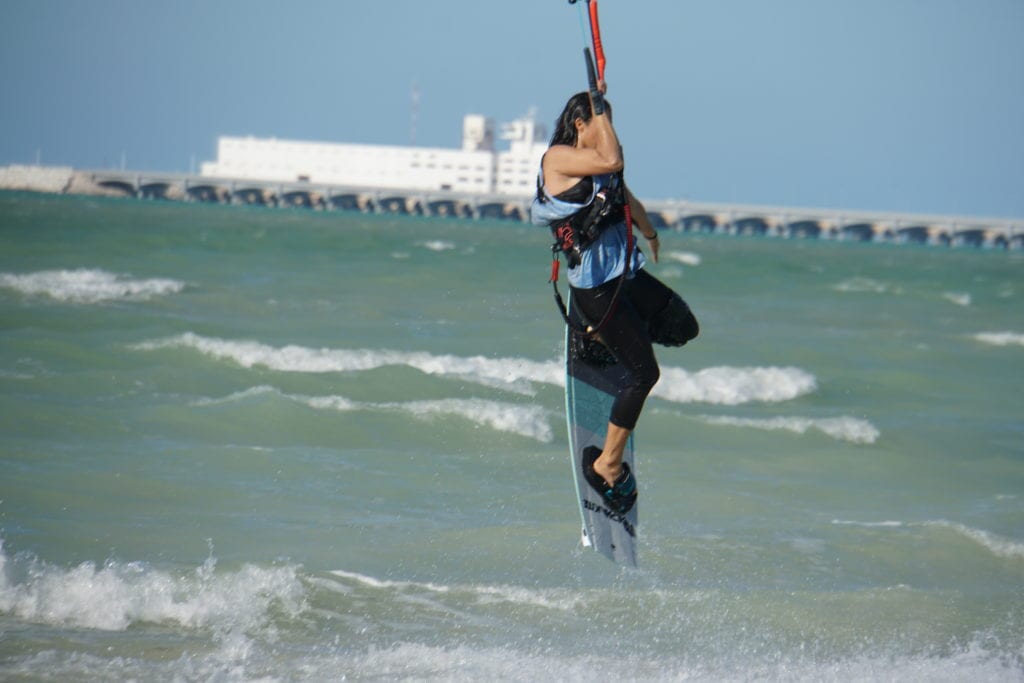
(3, 165, 1022, 249)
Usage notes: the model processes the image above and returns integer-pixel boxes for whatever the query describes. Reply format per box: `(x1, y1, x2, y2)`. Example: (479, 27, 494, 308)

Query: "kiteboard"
(564, 301, 638, 566)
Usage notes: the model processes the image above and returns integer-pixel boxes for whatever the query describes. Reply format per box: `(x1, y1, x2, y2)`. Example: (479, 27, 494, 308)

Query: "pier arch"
(732, 216, 770, 236)
(428, 199, 474, 219)
(280, 190, 317, 209)
(139, 182, 172, 200)
(186, 185, 226, 203)
(97, 179, 136, 198)
(327, 193, 371, 212)
(378, 196, 426, 215)
(896, 226, 929, 244)
(839, 222, 875, 242)
(951, 229, 986, 248)
(233, 188, 274, 206)
(785, 220, 822, 239)
(477, 202, 524, 221)
(681, 214, 717, 233)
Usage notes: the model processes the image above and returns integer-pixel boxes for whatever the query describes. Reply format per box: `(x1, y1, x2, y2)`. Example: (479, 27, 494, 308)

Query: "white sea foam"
(196, 385, 554, 442)
(831, 519, 906, 528)
(399, 398, 552, 442)
(831, 519, 1024, 560)
(137, 334, 817, 408)
(309, 394, 554, 442)
(924, 520, 1024, 560)
(0, 269, 184, 303)
(698, 415, 880, 444)
(326, 570, 580, 611)
(942, 291, 972, 306)
(189, 385, 279, 406)
(318, 640, 1021, 683)
(132, 333, 562, 393)
(665, 250, 702, 266)
(4, 635, 1017, 682)
(973, 331, 1024, 347)
(0, 541, 306, 632)
(655, 366, 817, 405)
(833, 277, 890, 294)
(3, 548, 1019, 681)
(327, 569, 451, 593)
(419, 240, 456, 252)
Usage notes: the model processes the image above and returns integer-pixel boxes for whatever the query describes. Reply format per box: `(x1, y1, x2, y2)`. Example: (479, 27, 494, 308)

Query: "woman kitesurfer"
(531, 85, 699, 513)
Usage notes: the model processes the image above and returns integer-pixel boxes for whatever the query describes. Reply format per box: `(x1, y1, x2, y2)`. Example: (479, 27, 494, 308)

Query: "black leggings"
(571, 269, 697, 431)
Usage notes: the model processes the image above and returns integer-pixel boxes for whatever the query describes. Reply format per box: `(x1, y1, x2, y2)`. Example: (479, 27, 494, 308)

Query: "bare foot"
(592, 454, 623, 487)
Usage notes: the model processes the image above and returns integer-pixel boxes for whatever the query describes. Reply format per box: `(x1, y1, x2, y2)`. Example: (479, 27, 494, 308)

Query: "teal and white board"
(564, 304, 638, 566)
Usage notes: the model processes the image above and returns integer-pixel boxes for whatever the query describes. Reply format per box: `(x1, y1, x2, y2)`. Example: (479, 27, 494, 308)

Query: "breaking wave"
(833, 277, 891, 294)
(831, 520, 1024, 560)
(697, 414, 880, 444)
(973, 332, 1024, 347)
(135, 333, 818, 407)
(655, 366, 816, 405)
(2, 547, 1020, 681)
(924, 520, 1024, 560)
(323, 569, 582, 612)
(195, 385, 553, 442)
(132, 332, 562, 394)
(419, 240, 456, 252)
(0, 268, 184, 303)
(0, 540, 305, 632)
(665, 250, 702, 266)
(943, 291, 972, 306)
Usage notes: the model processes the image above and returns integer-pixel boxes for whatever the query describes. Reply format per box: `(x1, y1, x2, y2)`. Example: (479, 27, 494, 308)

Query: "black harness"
(546, 174, 627, 269)
(540, 172, 633, 336)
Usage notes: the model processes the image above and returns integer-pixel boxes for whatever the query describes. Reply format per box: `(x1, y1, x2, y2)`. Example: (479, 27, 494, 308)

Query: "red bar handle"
(589, 0, 605, 80)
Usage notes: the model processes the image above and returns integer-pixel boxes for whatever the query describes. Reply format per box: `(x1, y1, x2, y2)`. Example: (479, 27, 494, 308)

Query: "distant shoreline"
(2, 164, 1021, 250)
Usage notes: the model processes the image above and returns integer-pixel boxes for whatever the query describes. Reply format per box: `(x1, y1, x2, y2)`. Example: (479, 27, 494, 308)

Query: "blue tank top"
(530, 165, 645, 289)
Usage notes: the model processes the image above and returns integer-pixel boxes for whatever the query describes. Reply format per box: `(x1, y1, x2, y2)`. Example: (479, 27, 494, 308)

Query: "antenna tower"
(410, 82, 420, 146)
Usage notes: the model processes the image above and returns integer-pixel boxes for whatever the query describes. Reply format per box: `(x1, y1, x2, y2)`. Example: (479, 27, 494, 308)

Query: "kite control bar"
(583, 48, 604, 115)
(570, 0, 607, 114)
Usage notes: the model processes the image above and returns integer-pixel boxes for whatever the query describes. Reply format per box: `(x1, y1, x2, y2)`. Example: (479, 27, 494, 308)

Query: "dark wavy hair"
(549, 92, 612, 147)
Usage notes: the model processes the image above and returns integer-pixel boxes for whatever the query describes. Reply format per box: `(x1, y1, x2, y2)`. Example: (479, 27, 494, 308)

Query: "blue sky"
(2, 0, 1022, 218)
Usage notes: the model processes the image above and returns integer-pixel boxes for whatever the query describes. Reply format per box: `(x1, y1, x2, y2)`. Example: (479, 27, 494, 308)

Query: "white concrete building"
(200, 113, 547, 197)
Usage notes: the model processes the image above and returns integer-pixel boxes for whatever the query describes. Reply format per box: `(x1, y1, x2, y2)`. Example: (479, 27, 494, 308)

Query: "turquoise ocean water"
(0, 191, 1021, 681)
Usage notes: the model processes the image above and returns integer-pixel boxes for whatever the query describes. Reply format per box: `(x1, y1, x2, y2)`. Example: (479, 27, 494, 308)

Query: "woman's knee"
(649, 293, 698, 346)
